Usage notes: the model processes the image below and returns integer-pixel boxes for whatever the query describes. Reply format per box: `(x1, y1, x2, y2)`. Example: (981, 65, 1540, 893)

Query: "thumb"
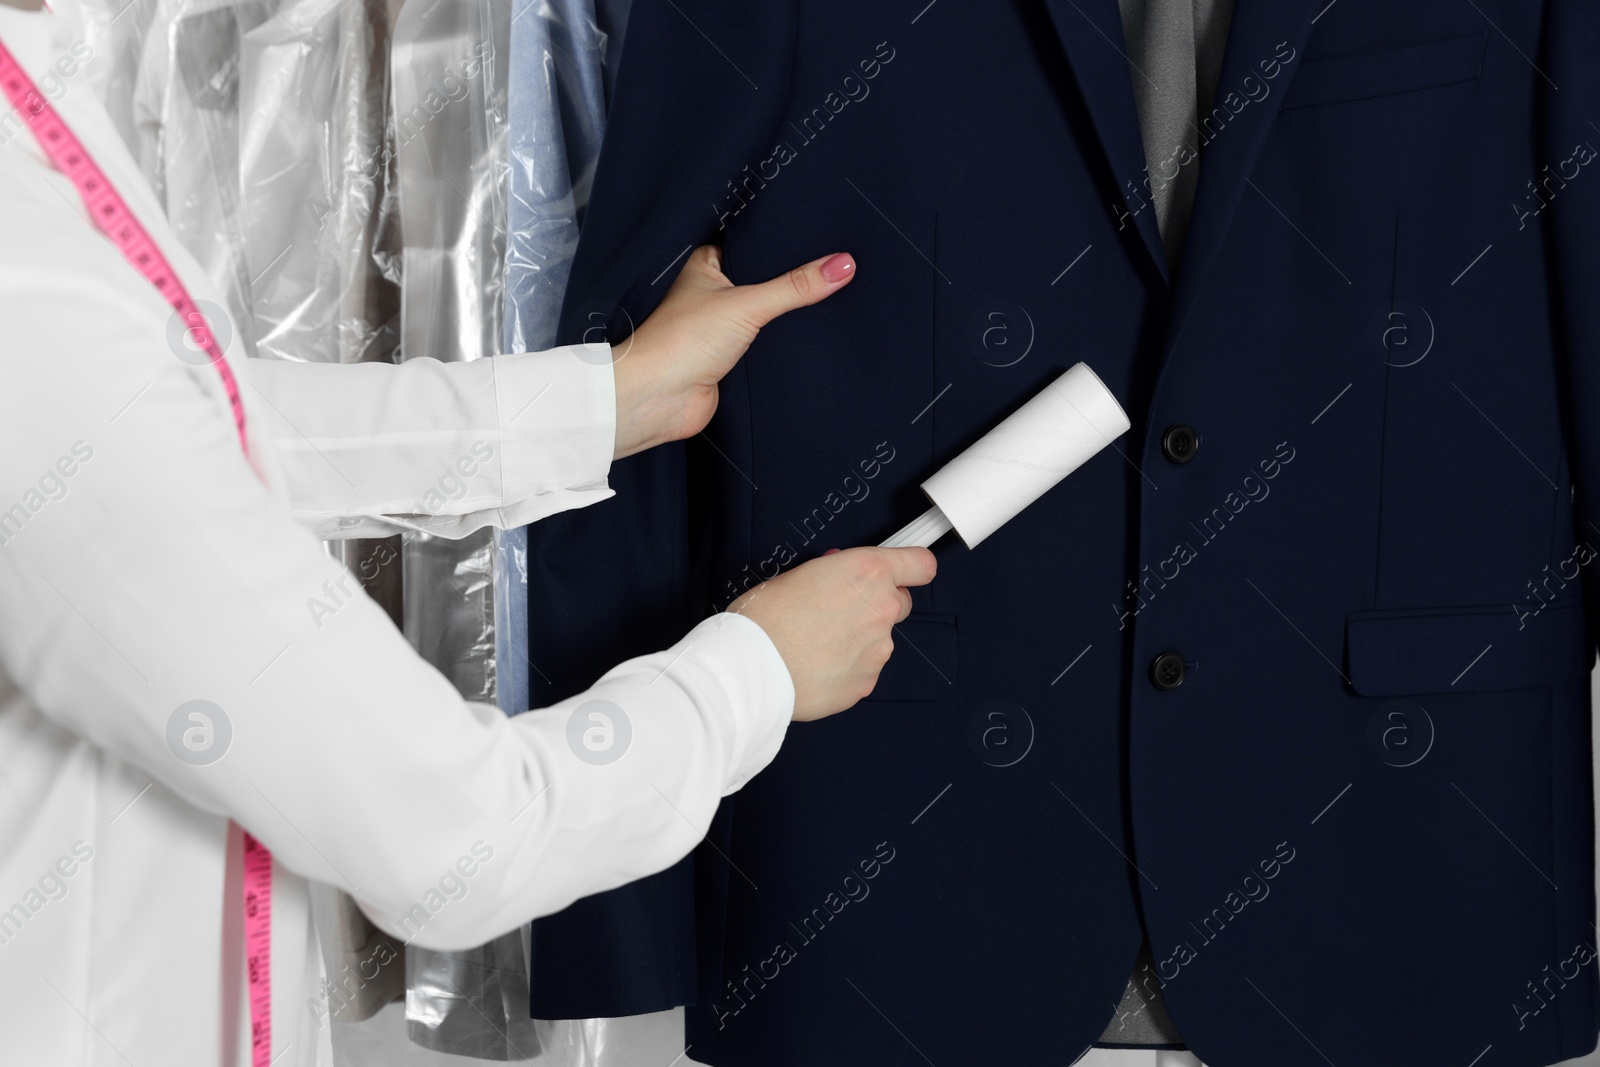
(734, 252, 856, 327)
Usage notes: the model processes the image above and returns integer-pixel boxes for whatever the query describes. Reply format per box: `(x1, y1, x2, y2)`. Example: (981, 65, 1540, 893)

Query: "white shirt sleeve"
(0, 329, 793, 947)
(243, 346, 619, 541)
(0, 116, 794, 950)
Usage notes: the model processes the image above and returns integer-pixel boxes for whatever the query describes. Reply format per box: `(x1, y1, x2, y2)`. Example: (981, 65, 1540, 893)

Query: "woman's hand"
(729, 546, 937, 721)
(611, 245, 856, 459)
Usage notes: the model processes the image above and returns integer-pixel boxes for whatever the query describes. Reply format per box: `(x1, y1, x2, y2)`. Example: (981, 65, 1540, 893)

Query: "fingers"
(874, 546, 938, 588)
(735, 252, 856, 326)
(828, 545, 936, 595)
(693, 244, 723, 276)
(840, 546, 931, 622)
(660, 245, 732, 298)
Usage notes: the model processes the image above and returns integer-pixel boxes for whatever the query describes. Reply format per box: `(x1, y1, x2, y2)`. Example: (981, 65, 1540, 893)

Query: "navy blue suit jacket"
(525, 1, 1600, 1064)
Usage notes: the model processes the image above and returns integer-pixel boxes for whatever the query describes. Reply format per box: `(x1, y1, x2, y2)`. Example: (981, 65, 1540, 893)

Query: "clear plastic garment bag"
(389, 0, 544, 1057)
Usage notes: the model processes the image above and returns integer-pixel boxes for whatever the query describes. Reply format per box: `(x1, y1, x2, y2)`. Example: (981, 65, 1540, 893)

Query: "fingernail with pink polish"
(821, 254, 855, 283)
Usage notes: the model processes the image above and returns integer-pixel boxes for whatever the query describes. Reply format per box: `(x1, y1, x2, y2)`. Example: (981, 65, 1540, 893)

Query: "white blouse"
(0, 2, 793, 1064)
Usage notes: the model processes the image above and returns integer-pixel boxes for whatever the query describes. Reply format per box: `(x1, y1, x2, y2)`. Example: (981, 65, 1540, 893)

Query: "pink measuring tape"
(0, 39, 275, 1067)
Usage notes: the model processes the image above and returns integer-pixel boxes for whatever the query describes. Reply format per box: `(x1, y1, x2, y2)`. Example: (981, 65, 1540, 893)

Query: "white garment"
(0, 4, 795, 1066)
(1078, 1049, 1206, 1067)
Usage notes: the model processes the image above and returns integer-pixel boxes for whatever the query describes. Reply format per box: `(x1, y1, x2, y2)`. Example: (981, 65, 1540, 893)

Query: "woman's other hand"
(611, 245, 855, 459)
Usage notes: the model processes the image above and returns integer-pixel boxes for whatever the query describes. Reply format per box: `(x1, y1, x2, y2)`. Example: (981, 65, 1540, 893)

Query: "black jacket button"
(1162, 424, 1198, 464)
(1150, 652, 1186, 690)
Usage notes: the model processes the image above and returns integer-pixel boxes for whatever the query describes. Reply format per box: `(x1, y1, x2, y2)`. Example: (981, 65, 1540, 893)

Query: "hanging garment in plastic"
(389, 0, 542, 1057)
(237, 0, 401, 366)
(126, 0, 400, 367)
(498, 0, 626, 757)
(501, 0, 611, 356)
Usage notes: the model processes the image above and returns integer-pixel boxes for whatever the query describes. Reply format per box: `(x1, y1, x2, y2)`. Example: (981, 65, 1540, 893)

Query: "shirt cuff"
(677, 612, 795, 794)
(493, 342, 616, 502)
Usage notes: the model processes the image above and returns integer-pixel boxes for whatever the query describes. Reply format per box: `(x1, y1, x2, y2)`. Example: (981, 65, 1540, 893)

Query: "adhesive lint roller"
(880, 363, 1131, 549)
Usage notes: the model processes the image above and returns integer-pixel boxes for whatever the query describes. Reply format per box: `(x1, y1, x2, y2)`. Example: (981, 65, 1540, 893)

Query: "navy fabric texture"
(525, 1, 1600, 1064)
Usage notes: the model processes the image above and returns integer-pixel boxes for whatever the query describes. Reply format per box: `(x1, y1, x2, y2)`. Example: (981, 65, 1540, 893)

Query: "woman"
(0, 0, 936, 1061)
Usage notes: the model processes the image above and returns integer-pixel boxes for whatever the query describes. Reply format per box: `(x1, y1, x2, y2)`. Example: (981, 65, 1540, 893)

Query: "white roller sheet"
(881, 363, 1131, 549)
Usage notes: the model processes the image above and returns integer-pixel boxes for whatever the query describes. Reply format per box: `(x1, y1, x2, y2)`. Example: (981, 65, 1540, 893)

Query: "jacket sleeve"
(523, 0, 799, 1019)
(243, 345, 617, 541)
(1547, 0, 1600, 629)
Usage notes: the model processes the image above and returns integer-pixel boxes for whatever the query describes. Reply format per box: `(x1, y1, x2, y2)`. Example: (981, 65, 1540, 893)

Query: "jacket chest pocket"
(1283, 32, 1487, 111)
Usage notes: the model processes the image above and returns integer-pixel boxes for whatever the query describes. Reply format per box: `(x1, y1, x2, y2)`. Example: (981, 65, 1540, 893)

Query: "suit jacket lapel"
(1042, 0, 1171, 284)
(1166, 0, 1324, 343)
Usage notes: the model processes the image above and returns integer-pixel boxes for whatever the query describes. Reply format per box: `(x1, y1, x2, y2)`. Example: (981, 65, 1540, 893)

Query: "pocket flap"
(1345, 598, 1592, 697)
(1284, 32, 1486, 110)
